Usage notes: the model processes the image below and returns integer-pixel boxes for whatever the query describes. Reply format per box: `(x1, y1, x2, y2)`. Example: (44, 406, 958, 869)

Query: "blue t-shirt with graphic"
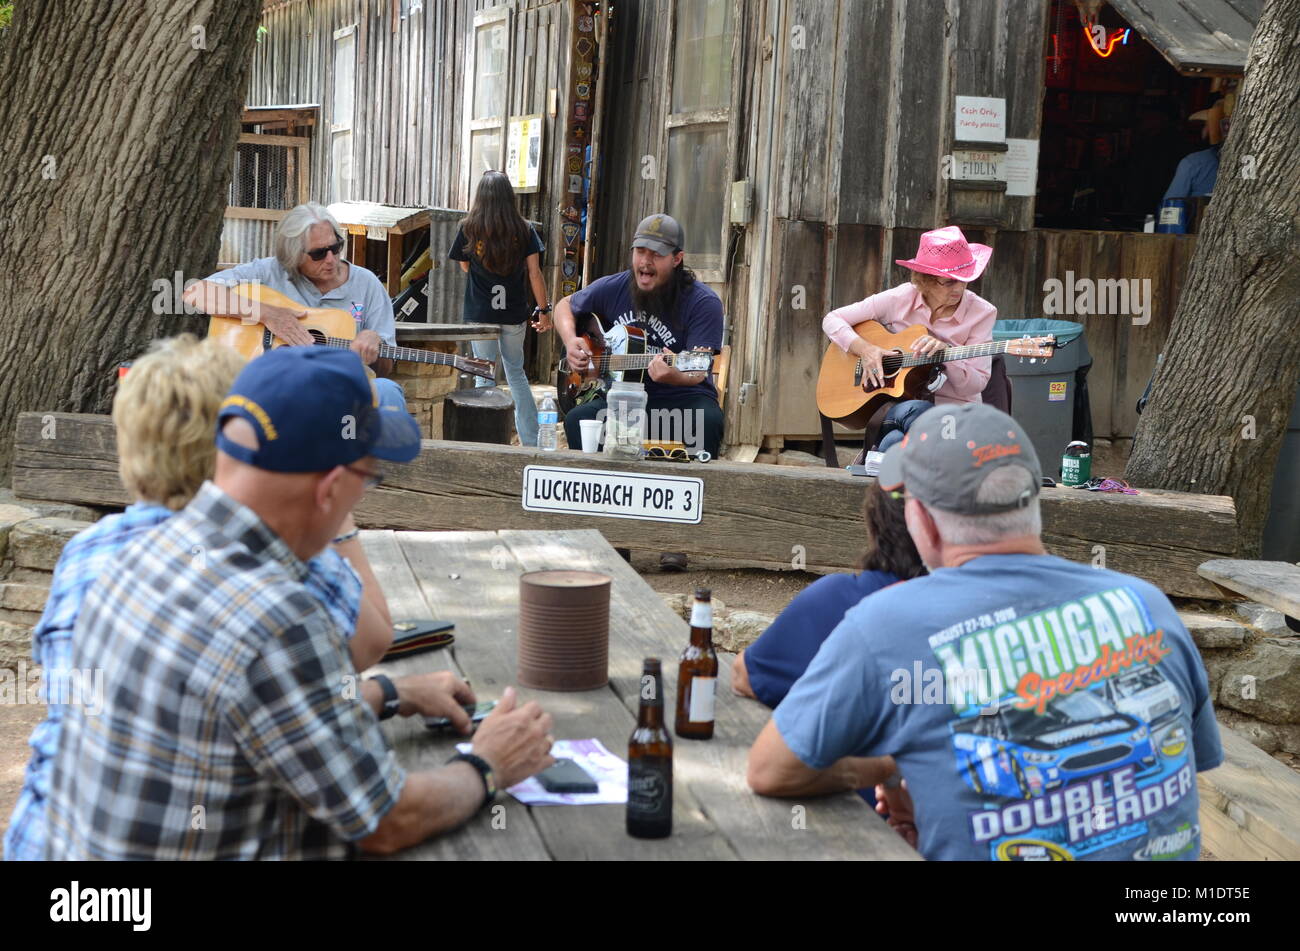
(774, 553, 1223, 861)
(568, 270, 723, 402)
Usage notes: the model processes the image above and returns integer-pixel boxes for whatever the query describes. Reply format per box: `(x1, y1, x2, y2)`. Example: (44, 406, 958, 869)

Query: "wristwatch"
(447, 751, 498, 810)
(535, 303, 552, 315)
(369, 674, 401, 721)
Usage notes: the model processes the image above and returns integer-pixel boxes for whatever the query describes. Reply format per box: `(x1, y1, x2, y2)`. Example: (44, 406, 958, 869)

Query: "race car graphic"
(1097, 666, 1180, 727)
(951, 689, 1159, 799)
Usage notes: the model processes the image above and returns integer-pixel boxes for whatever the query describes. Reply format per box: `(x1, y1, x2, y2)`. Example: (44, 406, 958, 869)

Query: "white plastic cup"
(579, 419, 603, 453)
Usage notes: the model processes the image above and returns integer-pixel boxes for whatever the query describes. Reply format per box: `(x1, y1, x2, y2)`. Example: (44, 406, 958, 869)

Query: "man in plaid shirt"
(4, 337, 369, 862)
(44, 348, 555, 859)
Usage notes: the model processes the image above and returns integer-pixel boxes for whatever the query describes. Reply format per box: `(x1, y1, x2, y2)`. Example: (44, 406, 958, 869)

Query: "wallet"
(383, 619, 455, 661)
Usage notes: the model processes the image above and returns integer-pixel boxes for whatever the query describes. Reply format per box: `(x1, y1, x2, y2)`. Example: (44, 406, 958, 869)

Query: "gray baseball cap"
(631, 213, 684, 257)
(876, 403, 1042, 514)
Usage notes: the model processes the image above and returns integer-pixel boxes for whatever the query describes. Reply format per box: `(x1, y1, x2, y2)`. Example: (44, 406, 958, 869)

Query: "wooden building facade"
(233, 0, 1260, 451)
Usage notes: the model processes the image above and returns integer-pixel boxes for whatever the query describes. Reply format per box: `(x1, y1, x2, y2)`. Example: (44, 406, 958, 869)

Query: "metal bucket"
(517, 570, 611, 691)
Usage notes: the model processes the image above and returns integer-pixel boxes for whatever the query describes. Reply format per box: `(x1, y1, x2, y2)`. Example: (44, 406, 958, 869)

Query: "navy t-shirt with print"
(774, 554, 1223, 861)
(449, 225, 544, 325)
(746, 570, 902, 709)
(568, 270, 723, 402)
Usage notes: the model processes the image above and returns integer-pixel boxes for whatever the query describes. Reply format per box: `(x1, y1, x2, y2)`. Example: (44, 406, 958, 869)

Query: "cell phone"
(535, 758, 598, 794)
(423, 700, 497, 731)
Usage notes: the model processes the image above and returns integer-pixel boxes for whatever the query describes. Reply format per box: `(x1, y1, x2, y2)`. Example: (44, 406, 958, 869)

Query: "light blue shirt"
(774, 553, 1222, 861)
(1163, 147, 1219, 201)
(207, 256, 396, 346)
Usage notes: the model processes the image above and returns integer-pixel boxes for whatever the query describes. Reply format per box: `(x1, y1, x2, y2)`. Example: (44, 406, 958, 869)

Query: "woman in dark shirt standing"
(450, 171, 551, 446)
(732, 483, 927, 708)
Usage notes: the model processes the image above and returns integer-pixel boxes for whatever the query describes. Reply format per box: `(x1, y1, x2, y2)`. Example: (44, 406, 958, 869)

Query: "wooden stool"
(442, 387, 515, 445)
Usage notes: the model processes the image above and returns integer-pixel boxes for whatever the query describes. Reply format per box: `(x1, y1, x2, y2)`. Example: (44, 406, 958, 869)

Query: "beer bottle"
(674, 588, 719, 740)
(627, 658, 673, 838)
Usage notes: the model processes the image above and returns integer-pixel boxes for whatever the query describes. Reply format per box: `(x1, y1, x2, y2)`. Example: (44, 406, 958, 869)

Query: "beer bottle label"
(628, 761, 672, 818)
(688, 676, 716, 723)
(690, 599, 712, 629)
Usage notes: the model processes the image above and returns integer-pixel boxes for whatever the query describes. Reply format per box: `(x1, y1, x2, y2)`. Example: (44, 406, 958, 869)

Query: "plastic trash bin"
(993, 318, 1092, 478)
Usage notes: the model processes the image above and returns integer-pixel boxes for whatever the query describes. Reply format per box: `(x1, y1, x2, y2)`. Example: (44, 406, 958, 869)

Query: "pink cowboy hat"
(895, 226, 992, 281)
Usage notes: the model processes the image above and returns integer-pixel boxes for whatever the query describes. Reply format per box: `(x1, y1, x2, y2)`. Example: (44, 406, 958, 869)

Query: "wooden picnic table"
(360, 527, 919, 861)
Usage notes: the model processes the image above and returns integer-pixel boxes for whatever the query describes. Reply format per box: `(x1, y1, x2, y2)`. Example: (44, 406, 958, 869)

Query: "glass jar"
(603, 380, 648, 460)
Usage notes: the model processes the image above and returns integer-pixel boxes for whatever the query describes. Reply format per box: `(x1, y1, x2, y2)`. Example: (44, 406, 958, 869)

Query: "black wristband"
(370, 674, 401, 721)
(447, 752, 498, 810)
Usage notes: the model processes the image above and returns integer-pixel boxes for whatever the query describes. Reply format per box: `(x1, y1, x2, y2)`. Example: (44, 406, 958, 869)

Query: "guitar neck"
(317, 336, 462, 368)
(601, 352, 687, 371)
(893, 339, 1010, 368)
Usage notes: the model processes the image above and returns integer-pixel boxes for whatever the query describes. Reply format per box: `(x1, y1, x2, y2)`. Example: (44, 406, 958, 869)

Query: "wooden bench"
(1197, 559, 1300, 627)
(13, 412, 1240, 598)
(1198, 724, 1300, 861)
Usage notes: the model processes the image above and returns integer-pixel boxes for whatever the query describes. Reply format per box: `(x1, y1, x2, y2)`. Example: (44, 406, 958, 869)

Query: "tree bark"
(1125, 0, 1300, 558)
(0, 0, 262, 479)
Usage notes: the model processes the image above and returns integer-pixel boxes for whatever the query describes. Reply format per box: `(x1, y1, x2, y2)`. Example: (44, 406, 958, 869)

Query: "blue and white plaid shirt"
(26, 484, 391, 860)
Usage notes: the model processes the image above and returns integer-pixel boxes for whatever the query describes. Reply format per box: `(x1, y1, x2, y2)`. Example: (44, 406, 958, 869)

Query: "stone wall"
(0, 491, 99, 672)
(388, 340, 470, 439)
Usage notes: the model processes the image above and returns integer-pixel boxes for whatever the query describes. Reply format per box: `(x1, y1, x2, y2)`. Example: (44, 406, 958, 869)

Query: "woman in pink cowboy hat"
(822, 225, 996, 451)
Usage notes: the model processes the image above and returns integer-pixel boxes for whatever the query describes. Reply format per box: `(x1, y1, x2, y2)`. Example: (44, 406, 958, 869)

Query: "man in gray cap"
(553, 212, 724, 570)
(747, 403, 1222, 861)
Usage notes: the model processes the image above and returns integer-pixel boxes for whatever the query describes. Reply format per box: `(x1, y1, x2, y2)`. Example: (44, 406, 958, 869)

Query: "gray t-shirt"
(774, 553, 1222, 861)
(206, 256, 396, 346)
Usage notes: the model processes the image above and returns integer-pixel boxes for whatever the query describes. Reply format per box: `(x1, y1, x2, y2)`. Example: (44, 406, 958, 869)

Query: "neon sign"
(1083, 23, 1131, 57)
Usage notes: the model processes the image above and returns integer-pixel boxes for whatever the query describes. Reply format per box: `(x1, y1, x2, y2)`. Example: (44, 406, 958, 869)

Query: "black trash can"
(993, 319, 1092, 478)
(1262, 383, 1300, 562)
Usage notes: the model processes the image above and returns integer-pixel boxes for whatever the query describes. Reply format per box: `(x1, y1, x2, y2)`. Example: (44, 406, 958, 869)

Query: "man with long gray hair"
(184, 202, 395, 376)
(747, 403, 1222, 861)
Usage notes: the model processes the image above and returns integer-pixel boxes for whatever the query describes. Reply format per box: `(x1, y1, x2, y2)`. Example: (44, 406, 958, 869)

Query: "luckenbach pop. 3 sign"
(522, 466, 704, 524)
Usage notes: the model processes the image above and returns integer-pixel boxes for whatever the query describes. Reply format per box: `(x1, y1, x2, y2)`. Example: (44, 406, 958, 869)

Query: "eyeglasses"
(928, 276, 963, 288)
(344, 463, 385, 488)
(306, 239, 345, 262)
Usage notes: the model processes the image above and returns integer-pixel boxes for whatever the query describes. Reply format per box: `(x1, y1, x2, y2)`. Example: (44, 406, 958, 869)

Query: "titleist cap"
(876, 403, 1042, 515)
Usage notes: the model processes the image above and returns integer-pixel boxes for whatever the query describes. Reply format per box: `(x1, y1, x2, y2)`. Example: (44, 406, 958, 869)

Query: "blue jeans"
(876, 399, 934, 452)
(472, 323, 538, 447)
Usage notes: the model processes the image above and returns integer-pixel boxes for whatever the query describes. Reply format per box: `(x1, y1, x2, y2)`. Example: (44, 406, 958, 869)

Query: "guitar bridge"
(262, 328, 274, 352)
(853, 359, 863, 388)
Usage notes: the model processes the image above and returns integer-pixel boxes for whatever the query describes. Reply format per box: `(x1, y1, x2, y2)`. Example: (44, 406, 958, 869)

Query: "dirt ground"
(627, 550, 820, 620)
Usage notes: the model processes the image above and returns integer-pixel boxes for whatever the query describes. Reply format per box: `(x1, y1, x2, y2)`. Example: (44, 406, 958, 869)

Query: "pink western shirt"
(821, 282, 998, 405)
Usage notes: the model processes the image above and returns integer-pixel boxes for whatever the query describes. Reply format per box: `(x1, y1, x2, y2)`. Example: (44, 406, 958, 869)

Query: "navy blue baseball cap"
(215, 348, 421, 472)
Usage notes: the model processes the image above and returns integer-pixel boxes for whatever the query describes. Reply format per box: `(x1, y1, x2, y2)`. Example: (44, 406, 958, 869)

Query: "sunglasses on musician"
(306, 239, 345, 261)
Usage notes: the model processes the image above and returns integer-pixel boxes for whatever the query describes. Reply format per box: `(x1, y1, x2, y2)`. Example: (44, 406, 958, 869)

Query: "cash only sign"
(522, 465, 703, 524)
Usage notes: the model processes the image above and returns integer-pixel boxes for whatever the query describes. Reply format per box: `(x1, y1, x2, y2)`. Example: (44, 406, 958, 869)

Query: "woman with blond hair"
(3, 335, 392, 861)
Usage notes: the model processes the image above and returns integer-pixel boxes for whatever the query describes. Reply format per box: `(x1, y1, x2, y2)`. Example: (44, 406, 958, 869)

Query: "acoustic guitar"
(205, 283, 496, 379)
(816, 322, 1056, 428)
(555, 313, 715, 414)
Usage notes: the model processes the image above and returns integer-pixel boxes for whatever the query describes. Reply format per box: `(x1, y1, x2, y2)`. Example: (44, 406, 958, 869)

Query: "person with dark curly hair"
(732, 482, 926, 707)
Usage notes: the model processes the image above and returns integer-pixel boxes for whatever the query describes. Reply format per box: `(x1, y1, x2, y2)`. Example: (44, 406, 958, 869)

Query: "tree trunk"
(0, 1, 262, 479)
(1125, 0, 1300, 558)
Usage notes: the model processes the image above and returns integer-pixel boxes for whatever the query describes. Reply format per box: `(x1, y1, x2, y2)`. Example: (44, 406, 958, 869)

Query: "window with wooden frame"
(662, 0, 738, 281)
(464, 6, 513, 200)
(331, 24, 357, 203)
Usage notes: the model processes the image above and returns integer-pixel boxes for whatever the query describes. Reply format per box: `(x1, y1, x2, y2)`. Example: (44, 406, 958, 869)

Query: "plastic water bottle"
(538, 394, 559, 451)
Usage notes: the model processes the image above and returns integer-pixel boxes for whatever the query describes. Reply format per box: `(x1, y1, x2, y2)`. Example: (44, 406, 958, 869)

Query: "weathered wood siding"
(247, 0, 575, 358)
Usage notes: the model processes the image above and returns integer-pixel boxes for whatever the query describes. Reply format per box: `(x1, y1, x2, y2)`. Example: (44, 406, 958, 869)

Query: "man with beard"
(554, 213, 723, 571)
(555, 213, 724, 458)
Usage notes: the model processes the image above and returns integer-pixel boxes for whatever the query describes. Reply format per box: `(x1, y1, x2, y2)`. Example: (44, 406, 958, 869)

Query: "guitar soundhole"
(308, 329, 327, 345)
